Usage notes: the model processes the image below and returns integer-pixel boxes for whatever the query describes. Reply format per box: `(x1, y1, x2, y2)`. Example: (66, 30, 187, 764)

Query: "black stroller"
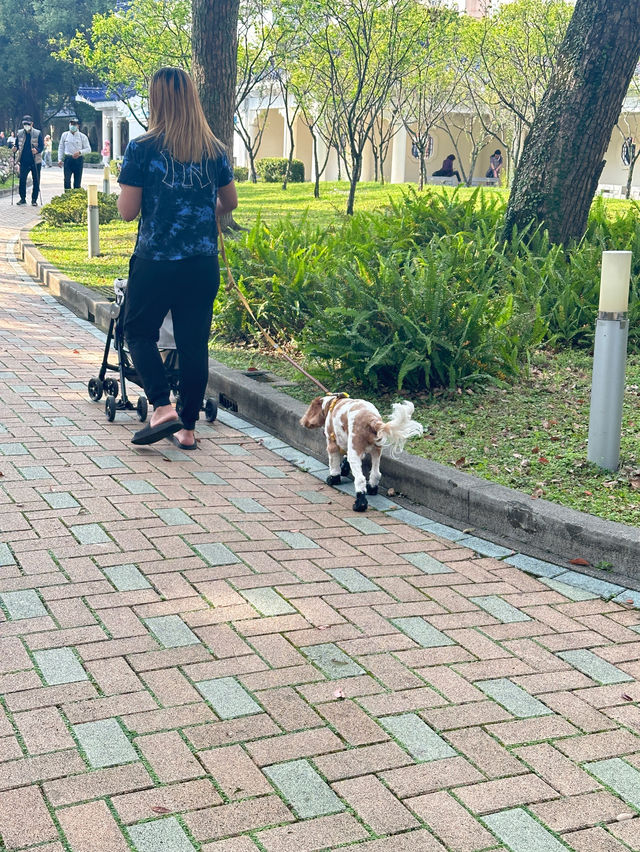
(87, 278, 218, 424)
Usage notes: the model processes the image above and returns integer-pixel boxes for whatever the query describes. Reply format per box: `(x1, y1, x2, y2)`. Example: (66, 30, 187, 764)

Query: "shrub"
(234, 166, 248, 182)
(84, 152, 103, 164)
(256, 157, 305, 183)
(215, 188, 640, 391)
(213, 214, 333, 343)
(0, 146, 17, 182)
(110, 159, 121, 178)
(40, 189, 120, 226)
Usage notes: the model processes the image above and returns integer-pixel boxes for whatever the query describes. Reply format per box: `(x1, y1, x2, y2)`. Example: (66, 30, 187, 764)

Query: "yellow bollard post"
(103, 165, 110, 195)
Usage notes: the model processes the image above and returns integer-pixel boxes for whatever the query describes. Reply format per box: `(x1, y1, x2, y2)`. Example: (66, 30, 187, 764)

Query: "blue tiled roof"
(77, 85, 137, 104)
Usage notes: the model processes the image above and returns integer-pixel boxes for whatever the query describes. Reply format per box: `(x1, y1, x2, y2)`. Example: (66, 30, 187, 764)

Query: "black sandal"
(131, 419, 183, 446)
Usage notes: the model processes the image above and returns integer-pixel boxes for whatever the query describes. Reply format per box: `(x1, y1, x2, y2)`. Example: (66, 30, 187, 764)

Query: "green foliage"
(214, 213, 332, 341)
(214, 188, 640, 391)
(41, 189, 120, 226)
(84, 152, 103, 164)
(56, 0, 191, 129)
(0, 0, 109, 125)
(256, 158, 305, 183)
(234, 166, 249, 182)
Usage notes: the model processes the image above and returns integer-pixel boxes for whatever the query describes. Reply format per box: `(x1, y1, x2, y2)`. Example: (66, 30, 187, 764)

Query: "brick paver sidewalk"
(0, 209, 639, 852)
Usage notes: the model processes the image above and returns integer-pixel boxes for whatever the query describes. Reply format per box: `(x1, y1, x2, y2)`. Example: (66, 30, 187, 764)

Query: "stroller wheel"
(204, 397, 218, 423)
(105, 395, 116, 422)
(88, 377, 103, 402)
(104, 378, 119, 398)
(175, 394, 184, 418)
(136, 395, 148, 422)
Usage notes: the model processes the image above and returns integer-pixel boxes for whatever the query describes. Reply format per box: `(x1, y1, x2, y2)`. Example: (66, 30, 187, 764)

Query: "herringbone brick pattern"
(0, 218, 639, 851)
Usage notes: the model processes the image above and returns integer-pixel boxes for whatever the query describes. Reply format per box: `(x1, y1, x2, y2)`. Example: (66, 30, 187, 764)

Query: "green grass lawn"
(30, 181, 640, 525)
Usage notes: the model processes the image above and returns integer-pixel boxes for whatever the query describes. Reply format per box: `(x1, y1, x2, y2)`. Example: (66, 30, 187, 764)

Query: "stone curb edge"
(17, 228, 640, 583)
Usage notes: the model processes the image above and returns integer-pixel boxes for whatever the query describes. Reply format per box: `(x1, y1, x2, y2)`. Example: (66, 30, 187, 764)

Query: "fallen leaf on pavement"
(333, 688, 346, 700)
(151, 807, 171, 814)
(569, 558, 590, 566)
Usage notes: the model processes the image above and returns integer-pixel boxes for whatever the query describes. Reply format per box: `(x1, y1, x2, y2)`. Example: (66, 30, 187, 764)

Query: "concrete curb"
(19, 231, 115, 332)
(18, 228, 640, 582)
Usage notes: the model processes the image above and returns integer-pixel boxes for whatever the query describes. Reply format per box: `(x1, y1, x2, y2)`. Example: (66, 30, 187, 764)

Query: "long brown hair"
(145, 67, 225, 163)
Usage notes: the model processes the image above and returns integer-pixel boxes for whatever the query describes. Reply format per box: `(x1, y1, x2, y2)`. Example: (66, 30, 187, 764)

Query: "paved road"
(0, 167, 105, 227)
(0, 184, 639, 851)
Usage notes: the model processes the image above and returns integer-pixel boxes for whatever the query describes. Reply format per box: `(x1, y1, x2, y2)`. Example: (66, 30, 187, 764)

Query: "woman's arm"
(118, 185, 143, 221)
(217, 181, 238, 216)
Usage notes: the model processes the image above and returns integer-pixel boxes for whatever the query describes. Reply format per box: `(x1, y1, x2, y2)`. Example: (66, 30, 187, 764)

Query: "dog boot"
(340, 458, 351, 478)
(366, 484, 378, 495)
(353, 492, 368, 512)
(326, 474, 341, 486)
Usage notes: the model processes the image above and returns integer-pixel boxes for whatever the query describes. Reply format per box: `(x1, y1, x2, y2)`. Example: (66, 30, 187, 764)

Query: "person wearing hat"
(57, 117, 91, 190)
(11, 116, 43, 206)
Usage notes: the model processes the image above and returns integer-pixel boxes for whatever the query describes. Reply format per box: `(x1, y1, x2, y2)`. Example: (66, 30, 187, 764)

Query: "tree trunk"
(192, 0, 240, 229)
(312, 134, 320, 199)
(248, 150, 257, 183)
(282, 123, 296, 190)
(625, 149, 638, 199)
(504, 0, 640, 244)
(346, 154, 362, 215)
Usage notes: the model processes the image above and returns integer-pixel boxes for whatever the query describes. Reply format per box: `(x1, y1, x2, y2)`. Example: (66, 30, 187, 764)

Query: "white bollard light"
(587, 251, 632, 471)
(87, 183, 100, 258)
(102, 165, 110, 195)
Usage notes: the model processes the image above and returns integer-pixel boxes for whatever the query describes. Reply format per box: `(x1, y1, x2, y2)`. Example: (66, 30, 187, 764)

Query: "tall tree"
(234, 0, 280, 183)
(505, 0, 640, 244)
(303, 0, 419, 214)
(395, 5, 462, 189)
(0, 0, 109, 128)
(58, 0, 191, 129)
(192, 0, 239, 164)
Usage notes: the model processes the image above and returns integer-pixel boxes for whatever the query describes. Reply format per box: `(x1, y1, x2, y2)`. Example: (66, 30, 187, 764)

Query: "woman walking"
(117, 66, 237, 449)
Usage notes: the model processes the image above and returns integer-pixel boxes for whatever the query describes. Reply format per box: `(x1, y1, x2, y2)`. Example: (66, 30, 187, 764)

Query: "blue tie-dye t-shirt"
(118, 135, 234, 261)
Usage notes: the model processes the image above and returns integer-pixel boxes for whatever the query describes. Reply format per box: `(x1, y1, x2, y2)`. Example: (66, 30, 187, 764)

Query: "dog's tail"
(376, 401, 424, 457)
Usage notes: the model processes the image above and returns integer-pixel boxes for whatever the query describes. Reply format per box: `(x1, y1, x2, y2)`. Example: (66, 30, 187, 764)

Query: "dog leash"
(217, 221, 332, 395)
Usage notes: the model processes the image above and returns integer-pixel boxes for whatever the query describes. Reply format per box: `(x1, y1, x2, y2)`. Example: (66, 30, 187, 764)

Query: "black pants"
(18, 160, 40, 202)
(432, 168, 461, 182)
(63, 156, 84, 189)
(123, 254, 220, 430)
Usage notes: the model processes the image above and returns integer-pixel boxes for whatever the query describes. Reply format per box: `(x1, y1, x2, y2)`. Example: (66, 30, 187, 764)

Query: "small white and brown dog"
(300, 394, 424, 512)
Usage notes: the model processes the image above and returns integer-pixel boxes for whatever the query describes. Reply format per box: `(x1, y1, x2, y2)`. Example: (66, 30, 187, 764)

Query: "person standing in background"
(101, 138, 111, 166)
(43, 135, 53, 167)
(7, 131, 15, 148)
(11, 115, 43, 206)
(0, 132, 6, 147)
(58, 117, 91, 189)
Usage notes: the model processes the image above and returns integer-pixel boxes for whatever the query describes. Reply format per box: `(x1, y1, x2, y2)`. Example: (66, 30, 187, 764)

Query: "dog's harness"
(326, 393, 349, 445)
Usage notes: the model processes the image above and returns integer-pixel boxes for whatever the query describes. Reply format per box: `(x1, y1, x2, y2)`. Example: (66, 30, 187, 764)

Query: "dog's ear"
(300, 396, 327, 428)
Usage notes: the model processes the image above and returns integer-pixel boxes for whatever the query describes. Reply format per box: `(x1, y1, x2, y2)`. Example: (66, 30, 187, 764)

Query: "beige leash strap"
(217, 222, 331, 395)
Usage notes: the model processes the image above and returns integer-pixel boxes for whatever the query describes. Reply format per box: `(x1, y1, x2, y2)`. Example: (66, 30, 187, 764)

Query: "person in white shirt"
(57, 117, 91, 190)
